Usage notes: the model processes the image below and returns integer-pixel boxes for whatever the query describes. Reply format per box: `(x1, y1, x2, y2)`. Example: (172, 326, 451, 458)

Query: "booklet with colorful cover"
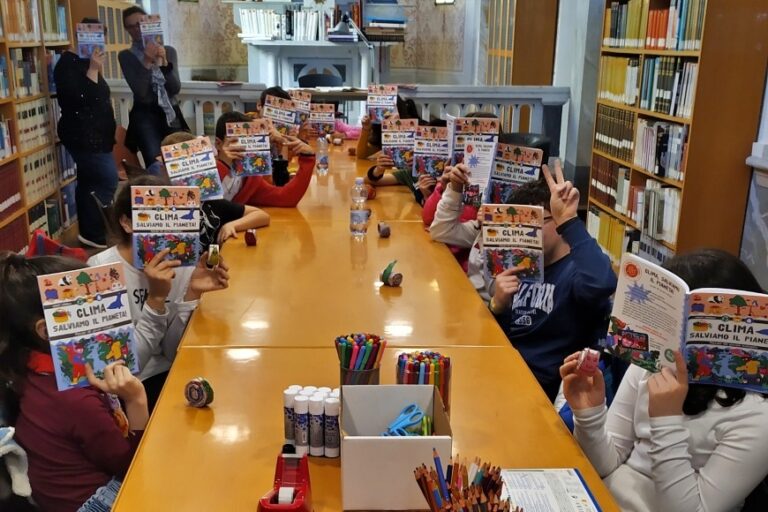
(412, 125, 450, 179)
(604, 253, 768, 391)
(367, 84, 398, 123)
(447, 115, 500, 165)
(480, 204, 544, 282)
(382, 118, 417, 174)
(263, 95, 299, 136)
(447, 116, 500, 206)
(140, 14, 163, 48)
(500, 468, 601, 512)
(131, 185, 201, 270)
(161, 136, 224, 200)
(38, 262, 138, 391)
(487, 144, 544, 204)
(225, 119, 272, 177)
(310, 103, 336, 135)
(289, 90, 312, 125)
(76, 23, 105, 59)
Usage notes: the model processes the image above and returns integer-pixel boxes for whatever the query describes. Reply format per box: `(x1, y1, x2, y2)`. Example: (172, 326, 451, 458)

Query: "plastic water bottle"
(350, 177, 369, 239)
(316, 137, 329, 176)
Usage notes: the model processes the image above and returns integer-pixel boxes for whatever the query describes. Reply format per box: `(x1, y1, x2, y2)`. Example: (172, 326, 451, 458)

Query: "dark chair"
(298, 73, 343, 88)
(91, 191, 116, 244)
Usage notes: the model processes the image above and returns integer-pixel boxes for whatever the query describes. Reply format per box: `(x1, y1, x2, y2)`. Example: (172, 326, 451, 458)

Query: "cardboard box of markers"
(340, 385, 452, 510)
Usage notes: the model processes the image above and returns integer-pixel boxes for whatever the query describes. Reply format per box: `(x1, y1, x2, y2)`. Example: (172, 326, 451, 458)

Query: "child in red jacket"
(215, 105, 316, 207)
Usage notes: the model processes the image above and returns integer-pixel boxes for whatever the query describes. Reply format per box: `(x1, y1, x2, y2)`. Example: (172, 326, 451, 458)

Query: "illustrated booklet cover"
(140, 14, 163, 48)
(289, 90, 312, 124)
(131, 185, 201, 270)
(500, 469, 600, 512)
(367, 84, 398, 122)
(605, 253, 768, 392)
(447, 115, 500, 207)
(480, 204, 544, 282)
(412, 125, 451, 179)
(263, 95, 299, 136)
(382, 118, 417, 175)
(161, 135, 224, 200)
(487, 144, 544, 204)
(37, 262, 138, 391)
(310, 103, 336, 135)
(76, 23, 105, 59)
(225, 119, 272, 177)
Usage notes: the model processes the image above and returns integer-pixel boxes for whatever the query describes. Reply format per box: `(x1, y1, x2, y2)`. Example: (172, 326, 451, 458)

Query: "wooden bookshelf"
(588, 0, 768, 265)
(0, 0, 76, 252)
(70, 0, 135, 81)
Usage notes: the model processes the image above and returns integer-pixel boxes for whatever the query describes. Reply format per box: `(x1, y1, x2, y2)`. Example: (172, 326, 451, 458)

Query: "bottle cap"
(355, 177, 364, 185)
(284, 388, 299, 407)
(302, 386, 318, 394)
(309, 396, 325, 415)
(287, 385, 303, 392)
(299, 389, 315, 397)
(324, 397, 340, 416)
(317, 386, 332, 395)
(293, 395, 309, 414)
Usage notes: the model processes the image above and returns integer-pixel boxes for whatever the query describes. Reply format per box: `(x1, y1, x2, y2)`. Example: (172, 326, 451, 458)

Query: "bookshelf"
(587, 0, 768, 267)
(0, 0, 78, 252)
(70, 0, 135, 81)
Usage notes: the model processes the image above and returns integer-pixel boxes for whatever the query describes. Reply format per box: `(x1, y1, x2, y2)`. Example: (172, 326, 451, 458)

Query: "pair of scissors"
(381, 403, 424, 436)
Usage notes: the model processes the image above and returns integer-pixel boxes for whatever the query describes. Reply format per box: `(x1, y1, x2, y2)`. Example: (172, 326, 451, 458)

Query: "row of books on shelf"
(17, 98, 51, 152)
(0, 160, 22, 223)
(639, 57, 697, 118)
(595, 104, 636, 163)
(1, 0, 41, 42)
(10, 48, 42, 99)
(0, 216, 28, 252)
(57, 143, 75, 181)
(591, 154, 631, 216)
(23, 145, 58, 205)
(634, 119, 687, 181)
(598, 56, 639, 106)
(40, 0, 68, 42)
(603, 0, 706, 50)
(239, 8, 332, 42)
(0, 117, 15, 160)
(587, 208, 675, 266)
(46, 51, 62, 94)
(0, 57, 10, 99)
(27, 198, 62, 238)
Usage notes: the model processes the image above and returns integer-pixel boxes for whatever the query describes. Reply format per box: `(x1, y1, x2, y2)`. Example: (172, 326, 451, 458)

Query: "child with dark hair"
(561, 249, 768, 512)
(1, 253, 148, 511)
(214, 111, 316, 207)
(89, 175, 230, 410)
(432, 162, 616, 400)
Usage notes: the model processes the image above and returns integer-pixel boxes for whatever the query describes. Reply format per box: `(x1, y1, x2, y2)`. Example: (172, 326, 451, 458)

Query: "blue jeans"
(68, 149, 118, 245)
(77, 478, 121, 512)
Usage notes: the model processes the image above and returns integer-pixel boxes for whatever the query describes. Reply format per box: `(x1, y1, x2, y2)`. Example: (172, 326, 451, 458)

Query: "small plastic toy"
(185, 377, 214, 407)
(245, 229, 258, 246)
(377, 222, 391, 238)
(576, 348, 600, 374)
(257, 452, 312, 512)
(380, 260, 403, 287)
(206, 244, 220, 269)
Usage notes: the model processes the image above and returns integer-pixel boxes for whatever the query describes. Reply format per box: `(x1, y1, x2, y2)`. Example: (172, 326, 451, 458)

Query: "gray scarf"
(131, 41, 177, 125)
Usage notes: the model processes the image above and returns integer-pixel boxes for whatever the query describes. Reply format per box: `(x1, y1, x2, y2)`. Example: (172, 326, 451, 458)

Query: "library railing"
(106, 81, 570, 154)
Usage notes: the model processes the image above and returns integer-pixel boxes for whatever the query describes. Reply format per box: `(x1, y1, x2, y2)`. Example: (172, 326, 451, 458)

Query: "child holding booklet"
(0, 253, 148, 511)
(431, 161, 616, 400)
(561, 249, 768, 512)
(214, 111, 315, 207)
(89, 175, 230, 409)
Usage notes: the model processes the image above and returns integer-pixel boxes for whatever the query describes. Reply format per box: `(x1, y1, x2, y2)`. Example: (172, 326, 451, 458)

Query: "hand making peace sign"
(541, 160, 579, 226)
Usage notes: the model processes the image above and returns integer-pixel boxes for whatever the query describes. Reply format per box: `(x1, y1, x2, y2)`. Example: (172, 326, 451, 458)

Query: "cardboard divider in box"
(341, 385, 451, 511)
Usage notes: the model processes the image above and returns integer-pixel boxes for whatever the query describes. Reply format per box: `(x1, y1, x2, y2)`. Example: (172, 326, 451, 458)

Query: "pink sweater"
(422, 182, 478, 272)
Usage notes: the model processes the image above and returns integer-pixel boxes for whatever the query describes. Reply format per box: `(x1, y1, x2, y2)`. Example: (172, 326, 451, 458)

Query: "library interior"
(1, 1, 768, 511)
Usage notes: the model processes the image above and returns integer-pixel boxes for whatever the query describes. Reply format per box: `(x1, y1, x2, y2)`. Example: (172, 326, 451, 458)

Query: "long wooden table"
(113, 144, 619, 511)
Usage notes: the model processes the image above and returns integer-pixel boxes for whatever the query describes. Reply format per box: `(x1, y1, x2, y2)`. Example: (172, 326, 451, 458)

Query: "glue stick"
(283, 388, 299, 444)
(324, 397, 340, 458)
(293, 395, 310, 457)
(309, 395, 325, 457)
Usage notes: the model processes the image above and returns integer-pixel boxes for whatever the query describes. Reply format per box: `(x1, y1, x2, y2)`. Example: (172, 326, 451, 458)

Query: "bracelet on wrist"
(367, 166, 384, 182)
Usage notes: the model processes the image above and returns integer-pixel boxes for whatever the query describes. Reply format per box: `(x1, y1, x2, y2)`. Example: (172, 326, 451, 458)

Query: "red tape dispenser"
(258, 452, 313, 512)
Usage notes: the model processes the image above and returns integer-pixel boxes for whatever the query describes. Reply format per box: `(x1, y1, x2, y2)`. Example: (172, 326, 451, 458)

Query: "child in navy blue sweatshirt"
(490, 162, 617, 401)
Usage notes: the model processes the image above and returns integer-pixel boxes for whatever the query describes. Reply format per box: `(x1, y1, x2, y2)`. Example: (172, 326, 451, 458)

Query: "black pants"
(126, 104, 188, 165)
(142, 371, 169, 413)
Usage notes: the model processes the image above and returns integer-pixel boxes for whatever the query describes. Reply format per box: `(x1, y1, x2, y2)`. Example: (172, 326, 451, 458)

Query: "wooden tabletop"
(113, 142, 618, 511)
(114, 347, 617, 511)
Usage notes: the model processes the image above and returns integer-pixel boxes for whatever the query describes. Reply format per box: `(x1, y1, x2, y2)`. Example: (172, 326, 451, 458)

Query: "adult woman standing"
(54, 18, 117, 248)
(118, 6, 188, 166)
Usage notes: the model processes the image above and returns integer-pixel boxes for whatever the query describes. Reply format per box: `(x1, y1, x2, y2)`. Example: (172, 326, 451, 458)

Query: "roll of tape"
(277, 486, 294, 505)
